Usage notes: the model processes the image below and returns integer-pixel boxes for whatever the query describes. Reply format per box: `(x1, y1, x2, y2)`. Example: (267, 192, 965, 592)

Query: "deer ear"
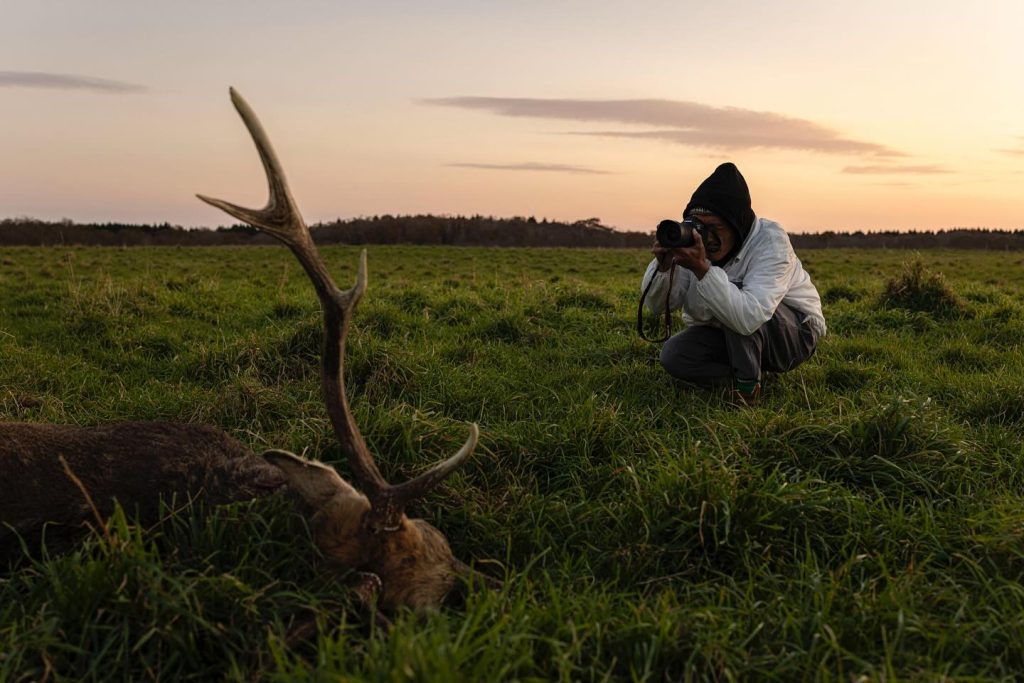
(261, 449, 360, 508)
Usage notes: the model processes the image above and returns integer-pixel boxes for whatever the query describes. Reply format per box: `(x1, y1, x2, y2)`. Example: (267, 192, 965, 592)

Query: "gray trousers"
(660, 303, 819, 387)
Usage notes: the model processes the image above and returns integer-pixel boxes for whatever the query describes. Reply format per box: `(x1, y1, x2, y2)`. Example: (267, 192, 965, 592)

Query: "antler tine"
(197, 88, 308, 248)
(198, 88, 388, 496)
(391, 423, 479, 504)
(363, 423, 478, 533)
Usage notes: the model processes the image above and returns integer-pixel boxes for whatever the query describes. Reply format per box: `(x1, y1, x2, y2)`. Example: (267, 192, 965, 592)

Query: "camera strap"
(636, 263, 676, 343)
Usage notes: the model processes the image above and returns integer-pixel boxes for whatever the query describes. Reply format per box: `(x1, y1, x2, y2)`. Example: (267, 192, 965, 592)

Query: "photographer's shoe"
(730, 380, 761, 407)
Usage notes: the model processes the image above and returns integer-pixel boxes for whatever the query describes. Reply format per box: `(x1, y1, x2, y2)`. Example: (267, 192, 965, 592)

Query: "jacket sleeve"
(640, 258, 691, 314)
(694, 237, 795, 335)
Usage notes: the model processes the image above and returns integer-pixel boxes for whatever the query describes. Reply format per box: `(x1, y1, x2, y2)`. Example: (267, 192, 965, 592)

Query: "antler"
(198, 88, 478, 532)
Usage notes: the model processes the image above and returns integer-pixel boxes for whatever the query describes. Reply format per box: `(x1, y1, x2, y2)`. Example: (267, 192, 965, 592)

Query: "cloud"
(0, 70, 146, 93)
(424, 96, 903, 157)
(994, 135, 1024, 156)
(447, 162, 611, 175)
(842, 164, 951, 174)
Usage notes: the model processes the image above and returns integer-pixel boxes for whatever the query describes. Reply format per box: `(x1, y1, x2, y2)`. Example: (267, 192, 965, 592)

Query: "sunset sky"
(2, 1, 1022, 233)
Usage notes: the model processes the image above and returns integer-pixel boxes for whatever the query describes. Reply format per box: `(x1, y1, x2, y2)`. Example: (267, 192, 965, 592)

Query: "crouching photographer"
(639, 163, 827, 404)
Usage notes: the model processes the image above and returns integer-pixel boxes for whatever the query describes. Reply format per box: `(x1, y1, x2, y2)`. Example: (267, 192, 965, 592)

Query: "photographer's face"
(695, 215, 736, 262)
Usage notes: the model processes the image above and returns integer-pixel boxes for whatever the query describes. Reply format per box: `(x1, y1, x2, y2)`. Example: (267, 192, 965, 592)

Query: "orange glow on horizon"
(1, 2, 1021, 233)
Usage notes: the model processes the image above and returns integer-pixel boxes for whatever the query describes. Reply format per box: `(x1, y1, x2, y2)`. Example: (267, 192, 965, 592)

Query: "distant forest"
(2, 215, 1023, 250)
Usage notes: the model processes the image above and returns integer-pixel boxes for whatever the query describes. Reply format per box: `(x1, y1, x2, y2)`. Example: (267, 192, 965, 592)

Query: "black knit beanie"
(684, 163, 755, 245)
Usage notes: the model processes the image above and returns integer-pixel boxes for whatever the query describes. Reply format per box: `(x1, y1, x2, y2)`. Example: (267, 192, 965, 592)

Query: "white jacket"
(641, 217, 826, 338)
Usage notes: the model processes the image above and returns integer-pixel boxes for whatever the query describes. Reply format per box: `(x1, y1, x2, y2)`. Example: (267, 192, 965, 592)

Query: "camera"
(656, 217, 709, 249)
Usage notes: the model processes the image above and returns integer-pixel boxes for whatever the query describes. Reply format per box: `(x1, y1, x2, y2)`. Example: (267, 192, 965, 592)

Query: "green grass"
(2, 245, 1024, 681)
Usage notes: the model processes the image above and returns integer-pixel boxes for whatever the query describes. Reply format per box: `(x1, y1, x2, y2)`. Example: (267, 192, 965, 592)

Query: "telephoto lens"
(655, 219, 695, 248)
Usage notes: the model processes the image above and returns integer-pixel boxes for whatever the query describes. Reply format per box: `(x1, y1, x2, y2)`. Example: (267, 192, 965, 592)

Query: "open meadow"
(2, 244, 1024, 681)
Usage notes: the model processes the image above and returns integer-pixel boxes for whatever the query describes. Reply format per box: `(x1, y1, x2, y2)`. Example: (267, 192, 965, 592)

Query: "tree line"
(0, 215, 649, 248)
(1, 216, 1022, 250)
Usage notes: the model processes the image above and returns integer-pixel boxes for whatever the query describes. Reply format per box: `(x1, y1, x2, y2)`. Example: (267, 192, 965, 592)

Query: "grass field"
(2, 245, 1024, 681)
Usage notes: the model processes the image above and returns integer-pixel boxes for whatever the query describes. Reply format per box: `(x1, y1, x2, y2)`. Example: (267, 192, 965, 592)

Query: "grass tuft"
(880, 258, 966, 318)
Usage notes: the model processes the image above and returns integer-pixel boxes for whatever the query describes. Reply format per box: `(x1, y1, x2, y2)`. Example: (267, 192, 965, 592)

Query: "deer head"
(197, 88, 480, 612)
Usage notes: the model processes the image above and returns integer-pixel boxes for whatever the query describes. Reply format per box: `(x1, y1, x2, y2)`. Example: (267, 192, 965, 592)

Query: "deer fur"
(0, 421, 284, 557)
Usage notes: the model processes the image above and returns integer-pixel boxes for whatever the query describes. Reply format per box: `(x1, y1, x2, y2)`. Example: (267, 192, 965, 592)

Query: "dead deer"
(0, 88, 484, 612)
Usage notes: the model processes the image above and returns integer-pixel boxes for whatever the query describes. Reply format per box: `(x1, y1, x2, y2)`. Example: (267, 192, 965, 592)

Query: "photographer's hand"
(669, 232, 711, 280)
(650, 239, 676, 272)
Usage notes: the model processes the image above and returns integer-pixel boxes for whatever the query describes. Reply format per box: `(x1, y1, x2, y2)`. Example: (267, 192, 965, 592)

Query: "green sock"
(736, 379, 759, 394)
